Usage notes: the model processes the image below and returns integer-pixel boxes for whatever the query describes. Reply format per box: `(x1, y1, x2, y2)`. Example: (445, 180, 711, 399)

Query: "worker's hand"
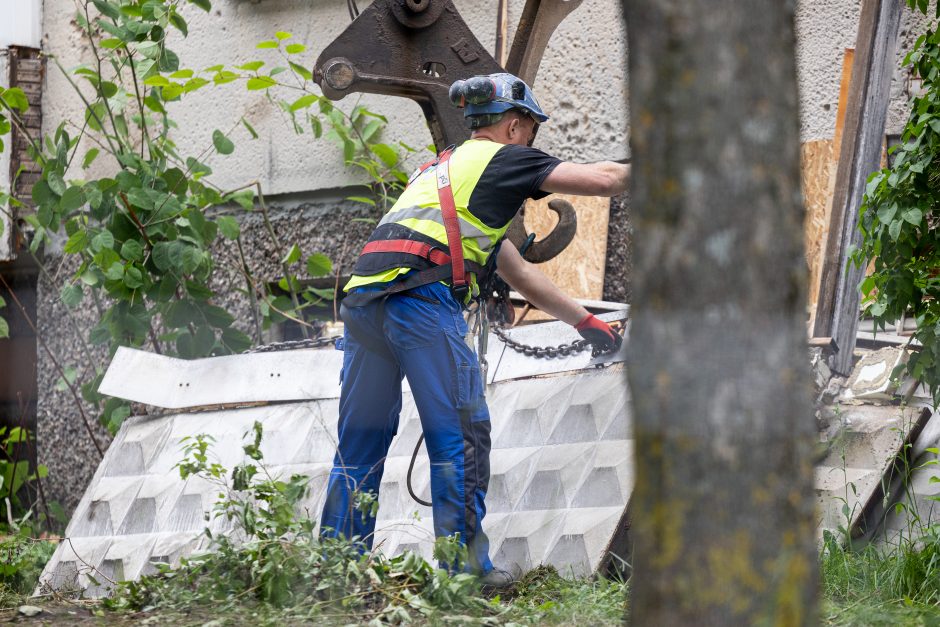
(575, 314, 622, 354)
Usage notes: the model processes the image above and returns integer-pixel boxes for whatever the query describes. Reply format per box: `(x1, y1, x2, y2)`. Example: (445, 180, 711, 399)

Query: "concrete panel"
(880, 410, 940, 543)
(816, 404, 927, 542)
(41, 357, 632, 596)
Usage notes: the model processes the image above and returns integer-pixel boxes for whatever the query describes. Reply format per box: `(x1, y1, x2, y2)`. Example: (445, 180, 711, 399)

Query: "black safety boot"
(479, 566, 518, 592)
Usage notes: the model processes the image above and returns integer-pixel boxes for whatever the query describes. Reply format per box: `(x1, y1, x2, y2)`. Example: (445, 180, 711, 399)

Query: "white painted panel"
(99, 345, 345, 408)
(0, 0, 42, 48)
(99, 311, 629, 409)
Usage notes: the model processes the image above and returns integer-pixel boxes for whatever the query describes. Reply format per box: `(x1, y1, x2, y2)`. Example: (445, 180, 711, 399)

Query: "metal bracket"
(314, 0, 503, 150)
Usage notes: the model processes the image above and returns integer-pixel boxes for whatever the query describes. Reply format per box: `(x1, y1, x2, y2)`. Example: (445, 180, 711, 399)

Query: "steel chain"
(245, 335, 342, 353)
(491, 320, 626, 360)
(242, 319, 624, 360)
(491, 325, 592, 359)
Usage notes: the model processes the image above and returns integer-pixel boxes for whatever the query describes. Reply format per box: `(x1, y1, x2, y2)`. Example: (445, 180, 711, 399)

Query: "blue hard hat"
(449, 73, 549, 125)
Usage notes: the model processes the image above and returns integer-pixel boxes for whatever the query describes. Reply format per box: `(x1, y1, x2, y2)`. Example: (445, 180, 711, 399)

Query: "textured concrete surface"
(880, 410, 940, 543)
(39, 344, 632, 595)
(35, 253, 113, 515)
(41, 0, 629, 193)
(815, 404, 923, 542)
(794, 2, 930, 141)
(603, 190, 631, 304)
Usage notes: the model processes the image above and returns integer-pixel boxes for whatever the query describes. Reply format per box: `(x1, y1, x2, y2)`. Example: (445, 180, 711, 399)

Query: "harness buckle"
(451, 282, 470, 304)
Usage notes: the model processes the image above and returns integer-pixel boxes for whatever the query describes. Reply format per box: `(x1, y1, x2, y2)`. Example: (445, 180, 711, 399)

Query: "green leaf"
(170, 69, 194, 79)
(212, 129, 235, 155)
(902, 207, 923, 225)
(121, 239, 144, 262)
(889, 219, 902, 241)
(161, 83, 184, 100)
(289, 94, 318, 112)
(216, 215, 241, 240)
(63, 230, 88, 254)
(186, 157, 213, 178)
(225, 189, 255, 211)
(241, 117, 259, 139)
(60, 284, 83, 307)
(237, 61, 264, 72)
(289, 62, 312, 81)
(97, 80, 118, 98)
(256, 41, 279, 50)
(92, 230, 115, 252)
(1, 88, 29, 113)
(60, 186, 86, 212)
(47, 172, 67, 196)
(362, 119, 382, 142)
(246, 76, 277, 91)
(213, 70, 240, 85)
(282, 243, 301, 265)
(201, 303, 235, 329)
(285, 43, 306, 55)
(82, 148, 100, 169)
(152, 241, 179, 272)
(275, 31, 292, 40)
(188, 0, 211, 11)
(169, 12, 188, 36)
(123, 266, 144, 289)
(0, 317, 8, 339)
(135, 41, 161, 59)
(371, 143, 399, 168)
(306, 253, 332, 277)
(876, 202, 896, 224)
(346, 196, 376, 206)
(221, 327, 252, 352)
(92, 0, 121, 20)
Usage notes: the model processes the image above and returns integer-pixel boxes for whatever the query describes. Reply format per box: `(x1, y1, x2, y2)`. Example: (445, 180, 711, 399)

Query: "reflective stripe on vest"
(347, 139, 512, 291)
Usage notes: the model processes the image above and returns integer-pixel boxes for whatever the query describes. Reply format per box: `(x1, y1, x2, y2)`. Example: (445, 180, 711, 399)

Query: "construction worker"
(320, 72, 630, 588)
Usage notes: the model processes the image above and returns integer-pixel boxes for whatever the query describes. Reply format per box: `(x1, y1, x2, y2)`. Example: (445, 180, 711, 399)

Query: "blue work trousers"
(319, 282, 493, 574)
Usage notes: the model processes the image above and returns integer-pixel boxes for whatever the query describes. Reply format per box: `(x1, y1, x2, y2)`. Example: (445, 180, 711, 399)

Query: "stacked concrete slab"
(39, 316, 632, 596)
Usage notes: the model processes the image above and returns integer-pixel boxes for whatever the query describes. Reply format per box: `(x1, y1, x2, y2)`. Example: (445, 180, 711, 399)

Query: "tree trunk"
(622, 2, 818, 625)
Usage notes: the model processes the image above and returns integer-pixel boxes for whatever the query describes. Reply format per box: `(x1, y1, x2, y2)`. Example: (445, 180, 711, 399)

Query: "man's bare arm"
(540, 161, 630, 196)
(495, 244, 589, 326)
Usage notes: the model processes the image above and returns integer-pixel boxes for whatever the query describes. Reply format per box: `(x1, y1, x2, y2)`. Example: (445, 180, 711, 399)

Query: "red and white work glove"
(575, 314, 623, 354)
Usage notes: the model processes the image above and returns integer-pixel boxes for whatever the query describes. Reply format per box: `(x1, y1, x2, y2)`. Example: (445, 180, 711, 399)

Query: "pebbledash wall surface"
(36, 0, 929, 513)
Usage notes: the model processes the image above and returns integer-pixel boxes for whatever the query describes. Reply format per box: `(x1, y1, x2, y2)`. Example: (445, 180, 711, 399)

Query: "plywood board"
(522, 194, 610, 301)
(802, 139, 836, 318)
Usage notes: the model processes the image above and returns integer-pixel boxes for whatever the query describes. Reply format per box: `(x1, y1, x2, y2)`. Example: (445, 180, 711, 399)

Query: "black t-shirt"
(467, 144, 562, 228)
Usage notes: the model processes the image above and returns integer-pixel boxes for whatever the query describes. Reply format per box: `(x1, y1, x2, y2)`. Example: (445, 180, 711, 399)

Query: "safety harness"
(341, 146, 486, 309)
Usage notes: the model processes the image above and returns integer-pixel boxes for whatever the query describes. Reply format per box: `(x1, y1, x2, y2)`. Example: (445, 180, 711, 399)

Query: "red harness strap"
(433, 148, 468, 293)
(360, 239, 451, 266)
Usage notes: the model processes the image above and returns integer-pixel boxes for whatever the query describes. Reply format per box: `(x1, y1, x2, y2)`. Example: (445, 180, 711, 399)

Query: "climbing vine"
(0, 0, 410, 433)
(854, 1, 940, 402)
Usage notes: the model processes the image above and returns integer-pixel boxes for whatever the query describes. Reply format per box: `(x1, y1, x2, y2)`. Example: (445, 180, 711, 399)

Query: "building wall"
(34, 0, 931, 512)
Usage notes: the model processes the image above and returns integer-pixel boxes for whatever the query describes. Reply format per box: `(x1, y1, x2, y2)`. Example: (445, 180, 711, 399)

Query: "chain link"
(491, 325, 592, 359)
(245, 335, 342, 354)
(491, 320, 626, 360)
